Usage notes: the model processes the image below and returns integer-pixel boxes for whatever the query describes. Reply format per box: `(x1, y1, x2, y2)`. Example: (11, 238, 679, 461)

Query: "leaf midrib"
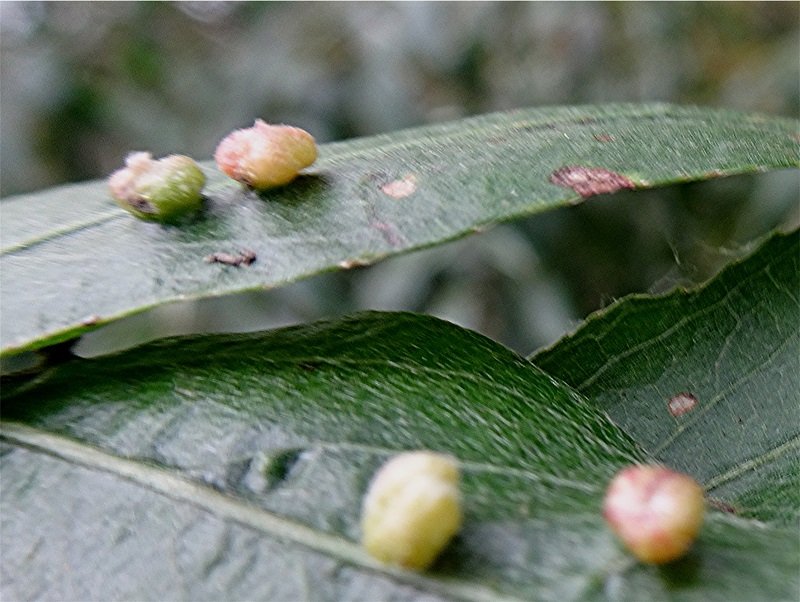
(0, 209, 123, 256)
(4, 420, 790, 599)
(0, 421, 525, 602)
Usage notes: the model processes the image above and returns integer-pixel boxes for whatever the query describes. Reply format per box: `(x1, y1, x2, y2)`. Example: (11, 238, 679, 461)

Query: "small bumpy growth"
(109, 152, 205, 222)
(214, 119, 317, 190)
(361, 451, 462, 570)
(603, 465, 705, 564)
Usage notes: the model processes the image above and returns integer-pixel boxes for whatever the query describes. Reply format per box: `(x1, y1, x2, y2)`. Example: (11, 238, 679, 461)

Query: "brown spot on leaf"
(593, 133, 614, 143)
(204, 249, 256, 267)
(668, 392, 698, 417)
(380, 174, 417, 199)
(549, 166, 635, 197)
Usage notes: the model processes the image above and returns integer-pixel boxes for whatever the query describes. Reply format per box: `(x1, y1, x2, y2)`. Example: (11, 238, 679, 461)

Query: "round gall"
(214, 120, 317, 190)
(361, 451, 462, 570)
(109, 152, 205, 222)
(603, 465, 705, 564)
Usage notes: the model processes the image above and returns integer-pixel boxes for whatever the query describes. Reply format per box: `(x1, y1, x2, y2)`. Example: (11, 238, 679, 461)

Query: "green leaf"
(533, 230, 799, 526)
(2, 104, 798, 356)
(2, 313, 797, 600)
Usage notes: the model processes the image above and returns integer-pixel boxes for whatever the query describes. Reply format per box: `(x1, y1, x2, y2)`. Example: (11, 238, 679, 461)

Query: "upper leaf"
(2, 312, 798, 601)
(533, 230, 800, 526)
(2, 104, 798, 355)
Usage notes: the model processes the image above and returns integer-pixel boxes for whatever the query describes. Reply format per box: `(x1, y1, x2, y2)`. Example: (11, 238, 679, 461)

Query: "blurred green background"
(1, 1, 798, 356)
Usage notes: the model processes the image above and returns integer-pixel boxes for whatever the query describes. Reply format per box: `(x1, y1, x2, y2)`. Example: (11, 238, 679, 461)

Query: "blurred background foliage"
(1, 1, 798, 356)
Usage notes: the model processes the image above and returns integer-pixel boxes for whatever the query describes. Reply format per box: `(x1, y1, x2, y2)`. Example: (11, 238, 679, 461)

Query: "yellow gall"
(214, 119, 317, 190)
(603, 465, 705, 564)
(361, 451, 462, 571)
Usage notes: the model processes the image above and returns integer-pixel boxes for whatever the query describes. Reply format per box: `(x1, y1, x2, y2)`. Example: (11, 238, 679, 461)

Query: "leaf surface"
(2, 312, 797, 600)
(2, 104, 798, 355)
(533, 230, 800, 526)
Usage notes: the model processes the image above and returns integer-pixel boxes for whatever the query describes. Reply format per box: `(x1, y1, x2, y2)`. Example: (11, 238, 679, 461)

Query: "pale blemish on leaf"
(668, 392, 698, 417)
(380, 174, 418, 199)
(338, 258, 371, 269)
(549, 165, 635, 197)
(80, 315, 102, 327)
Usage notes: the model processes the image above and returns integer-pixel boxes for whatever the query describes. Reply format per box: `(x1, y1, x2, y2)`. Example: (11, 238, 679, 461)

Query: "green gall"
(109, 152, 205, 222)
(214, 119, 317, 190)
(603, 465, 705, 564)
(361, 451, 462, 571)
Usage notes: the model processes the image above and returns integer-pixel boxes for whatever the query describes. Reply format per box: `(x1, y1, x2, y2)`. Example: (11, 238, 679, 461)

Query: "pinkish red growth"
(214, 120, 317, 189)
(549, 166, 635, 197)
(603, 465, 705, 564)
(668, 393, 698, 417)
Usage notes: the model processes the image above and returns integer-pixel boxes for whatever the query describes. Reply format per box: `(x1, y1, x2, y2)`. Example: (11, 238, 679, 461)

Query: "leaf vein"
(650, 329, 798, 456)
(0, 421, 525, 602)
(703, 434, 800, 491)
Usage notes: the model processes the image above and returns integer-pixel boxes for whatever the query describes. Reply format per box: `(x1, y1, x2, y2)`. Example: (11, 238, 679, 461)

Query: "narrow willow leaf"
(2, 313, 797, 600)
(2, 104, 798, 355)
(533, 230, 800, 526)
